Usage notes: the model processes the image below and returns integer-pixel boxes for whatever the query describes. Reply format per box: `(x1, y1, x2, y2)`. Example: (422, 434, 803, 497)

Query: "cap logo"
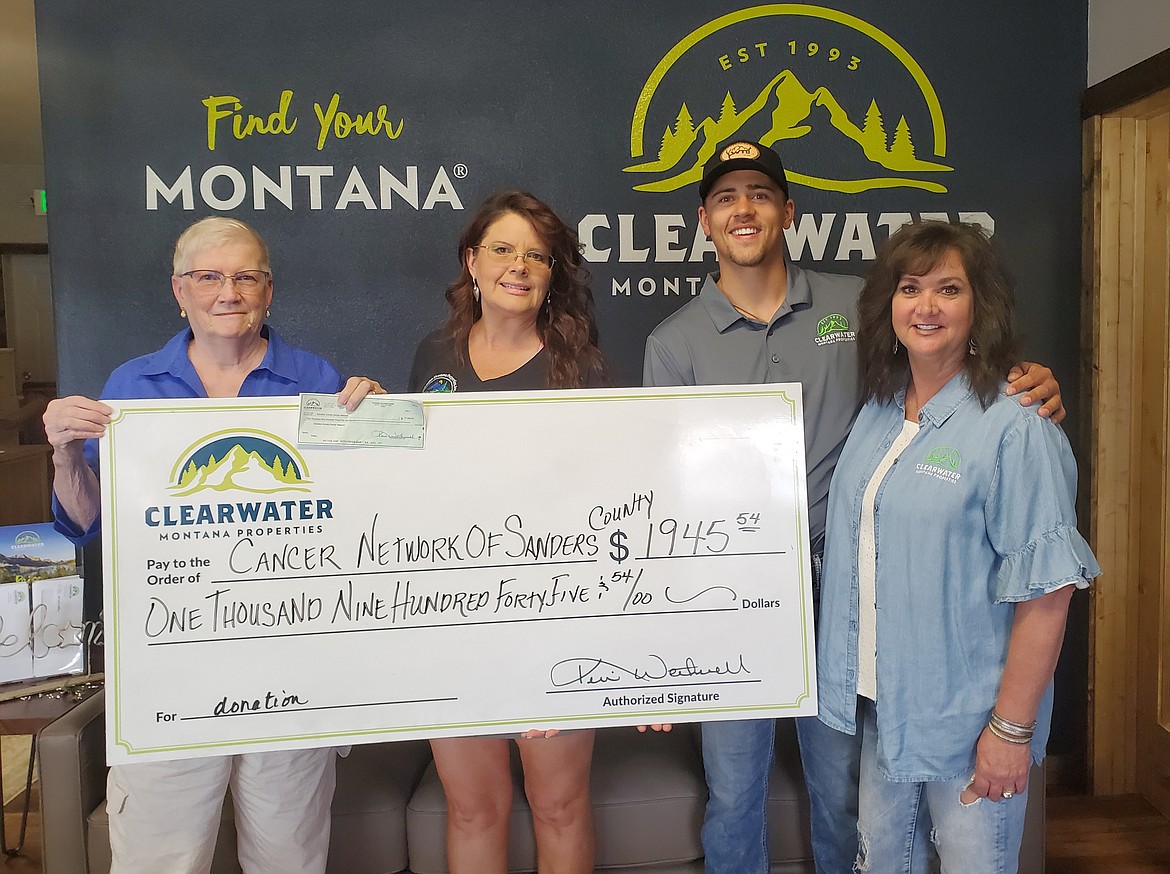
(720, 142, 760, 161)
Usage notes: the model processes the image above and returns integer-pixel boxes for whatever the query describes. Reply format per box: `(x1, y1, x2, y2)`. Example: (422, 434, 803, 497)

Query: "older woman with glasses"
(43, 216, 382, 874)
(409, 190, 609, 873)
(814, 221, 1099, 873)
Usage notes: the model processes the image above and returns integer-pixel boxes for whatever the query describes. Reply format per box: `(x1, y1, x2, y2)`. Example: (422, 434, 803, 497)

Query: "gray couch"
(37, 690, 1045, 872)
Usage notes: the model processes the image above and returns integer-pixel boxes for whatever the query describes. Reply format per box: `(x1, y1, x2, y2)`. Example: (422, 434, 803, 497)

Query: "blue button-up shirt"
(53, 326, 343, 545)
(816, 373, 1100, 781)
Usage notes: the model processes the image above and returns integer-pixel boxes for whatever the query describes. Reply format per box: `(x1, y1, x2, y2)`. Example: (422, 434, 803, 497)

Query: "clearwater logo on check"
(814, 312, 855, 346)
(916, 446, 961, 483)
(168, 430, 312, 496)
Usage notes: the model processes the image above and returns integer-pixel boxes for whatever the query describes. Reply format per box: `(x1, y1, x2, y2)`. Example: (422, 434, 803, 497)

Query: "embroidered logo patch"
(813, 312, 856, 347)
(422, 373, 457, 392)
(719, 141, 761, 161)
(915, 446, 961, 483)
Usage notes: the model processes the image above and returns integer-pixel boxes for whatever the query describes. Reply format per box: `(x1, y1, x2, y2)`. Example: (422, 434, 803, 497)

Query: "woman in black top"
(409, 189, 607, 394)
(409, 190, 608, 873)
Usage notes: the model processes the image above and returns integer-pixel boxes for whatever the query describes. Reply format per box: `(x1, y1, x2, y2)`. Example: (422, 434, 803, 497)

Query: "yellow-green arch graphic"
(630, 4, 946, 160)
(167, 427, 311, 485)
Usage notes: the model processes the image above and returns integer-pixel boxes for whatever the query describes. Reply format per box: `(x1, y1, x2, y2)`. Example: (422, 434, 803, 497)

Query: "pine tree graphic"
(275, 458, 299, 483)
(718, 92, 737, 126)
(177, 460, 198, 487)
(659, 125, 674, 157)
(890, 116, 916, 162)
(861, 99, 887, 152)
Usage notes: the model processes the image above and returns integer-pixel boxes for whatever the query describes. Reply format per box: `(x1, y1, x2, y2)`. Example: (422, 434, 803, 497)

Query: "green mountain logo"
(924, 447, 961, 471)
(168, 430, 311, 496)
(626, 6, 953, 195)
(626, 68, 951, 194)
(817, 313, 850, 336)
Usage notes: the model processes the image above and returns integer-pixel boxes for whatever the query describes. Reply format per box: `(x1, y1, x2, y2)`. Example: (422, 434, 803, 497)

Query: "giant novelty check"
(101, 386, 817, 763)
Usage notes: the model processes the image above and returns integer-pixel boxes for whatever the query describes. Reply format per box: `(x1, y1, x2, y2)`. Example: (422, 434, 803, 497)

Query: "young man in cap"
(642, 140, 1063, 874)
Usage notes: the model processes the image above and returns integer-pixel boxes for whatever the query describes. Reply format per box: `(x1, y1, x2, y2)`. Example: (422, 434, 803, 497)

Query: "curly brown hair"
(857, 221, 1019, 409)
(441, 190, 609, 388)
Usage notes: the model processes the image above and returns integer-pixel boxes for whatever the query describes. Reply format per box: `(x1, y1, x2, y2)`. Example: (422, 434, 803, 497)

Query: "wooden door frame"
(0, 242, 49, 350)
(1081, 48, 1170, 807)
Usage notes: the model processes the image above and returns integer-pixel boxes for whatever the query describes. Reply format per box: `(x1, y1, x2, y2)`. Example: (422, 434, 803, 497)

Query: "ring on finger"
(1002, 789, 1014, 799)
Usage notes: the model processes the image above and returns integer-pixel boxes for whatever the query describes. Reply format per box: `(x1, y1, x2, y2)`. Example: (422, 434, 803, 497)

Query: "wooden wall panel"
(1080, 115, 1101, 785)
(1088, 116, 1141, 794)
(1136, 107, 1170, 818)
(1087, 87, 1170, 805)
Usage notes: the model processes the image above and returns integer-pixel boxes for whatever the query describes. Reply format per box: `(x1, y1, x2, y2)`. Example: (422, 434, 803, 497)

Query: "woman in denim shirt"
(815, 221, 1100, 873)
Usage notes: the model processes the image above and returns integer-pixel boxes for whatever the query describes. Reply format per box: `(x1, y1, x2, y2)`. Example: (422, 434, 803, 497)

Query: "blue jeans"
(700, 718, 775, 874)
(796, 710, 863, 874)
(856, 702, 1027, 874)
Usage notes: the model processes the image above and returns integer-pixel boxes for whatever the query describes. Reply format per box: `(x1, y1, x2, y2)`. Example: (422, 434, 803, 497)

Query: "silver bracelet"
(989, 712, 1035, 742)
(987, 722, 1031, 745)
(991, 710, 1036, 733)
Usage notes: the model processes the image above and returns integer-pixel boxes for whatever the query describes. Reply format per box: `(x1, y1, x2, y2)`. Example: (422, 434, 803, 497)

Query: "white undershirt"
(857, 419, 920, 700)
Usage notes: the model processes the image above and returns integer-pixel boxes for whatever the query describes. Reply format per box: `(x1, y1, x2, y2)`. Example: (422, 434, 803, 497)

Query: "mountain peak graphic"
(625, 69, 952, 194)
(171, 443, 309, 496)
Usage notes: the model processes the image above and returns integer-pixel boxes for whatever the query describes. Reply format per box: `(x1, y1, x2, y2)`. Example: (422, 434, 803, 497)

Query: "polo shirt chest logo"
(915, 446, 962, 483)
(813, 312, 856, 347)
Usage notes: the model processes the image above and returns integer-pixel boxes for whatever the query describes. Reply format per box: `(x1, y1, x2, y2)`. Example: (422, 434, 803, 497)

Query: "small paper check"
(297, 393, 425, 448)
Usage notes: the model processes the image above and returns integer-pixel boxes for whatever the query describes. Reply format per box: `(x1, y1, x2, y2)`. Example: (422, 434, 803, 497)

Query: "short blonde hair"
(172, 217, 270, 275)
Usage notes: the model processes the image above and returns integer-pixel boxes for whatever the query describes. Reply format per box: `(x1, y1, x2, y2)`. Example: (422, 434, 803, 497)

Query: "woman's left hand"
(337, 376, 386, 411)
(961, 725, 1032, 803)
(1005, 362, 1064, 423)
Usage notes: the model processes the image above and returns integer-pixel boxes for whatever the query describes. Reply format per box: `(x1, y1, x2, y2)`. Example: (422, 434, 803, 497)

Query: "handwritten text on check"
(101, 387, 817, 763)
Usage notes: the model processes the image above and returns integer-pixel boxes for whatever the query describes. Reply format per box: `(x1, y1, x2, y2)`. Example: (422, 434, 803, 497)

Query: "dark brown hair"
(857, 220, 1019, 408)
(442, 190, 609, 388)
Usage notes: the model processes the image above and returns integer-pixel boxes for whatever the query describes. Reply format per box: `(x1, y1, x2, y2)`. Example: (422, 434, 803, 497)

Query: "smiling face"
(698, 169, 793, 269)
(466, 211, 553, 324)
(171, 239, 272, 345)
(891, 247, 975, 378)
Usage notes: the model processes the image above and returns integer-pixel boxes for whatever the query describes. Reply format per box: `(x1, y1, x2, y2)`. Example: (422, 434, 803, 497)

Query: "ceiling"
(0, 0, 45, 166)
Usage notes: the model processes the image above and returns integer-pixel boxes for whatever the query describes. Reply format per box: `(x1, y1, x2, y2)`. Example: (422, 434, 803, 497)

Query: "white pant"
(107, 748, 336, 874)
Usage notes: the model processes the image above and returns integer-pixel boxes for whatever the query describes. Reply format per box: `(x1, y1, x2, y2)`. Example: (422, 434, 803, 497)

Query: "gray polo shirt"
(643, 264, 863, 548)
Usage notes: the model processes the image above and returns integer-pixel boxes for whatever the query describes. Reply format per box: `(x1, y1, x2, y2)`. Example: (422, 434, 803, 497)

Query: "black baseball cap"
(698, 140, 789, 201)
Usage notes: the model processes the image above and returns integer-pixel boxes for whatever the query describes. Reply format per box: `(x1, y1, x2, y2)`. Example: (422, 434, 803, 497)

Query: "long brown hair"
(857, 221, 1019, 409)
(443, 190, 609, 388)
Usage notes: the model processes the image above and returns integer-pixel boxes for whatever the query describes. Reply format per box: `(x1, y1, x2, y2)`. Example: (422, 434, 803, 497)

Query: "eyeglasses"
(472, 244, 556, 271)
(180, 269, 271, 292)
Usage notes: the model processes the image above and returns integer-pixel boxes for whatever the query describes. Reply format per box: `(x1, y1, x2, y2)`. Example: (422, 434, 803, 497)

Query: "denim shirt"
(816, 372, 1100, 781)
(52, 326, 343, 545)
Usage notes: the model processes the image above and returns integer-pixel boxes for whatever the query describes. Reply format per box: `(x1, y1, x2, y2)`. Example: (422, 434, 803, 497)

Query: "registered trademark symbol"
(453, 163, 468, 178)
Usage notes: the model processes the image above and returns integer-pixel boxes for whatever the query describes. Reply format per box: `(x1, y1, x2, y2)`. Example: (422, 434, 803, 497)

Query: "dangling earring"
(892, 337, 899, 354)
(266, 308, 271, 318)
(544, 289, 552, 312)
(472, 278, 481, 302)
(968, 339, 977, 356)
(180, 307, 187, 318)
